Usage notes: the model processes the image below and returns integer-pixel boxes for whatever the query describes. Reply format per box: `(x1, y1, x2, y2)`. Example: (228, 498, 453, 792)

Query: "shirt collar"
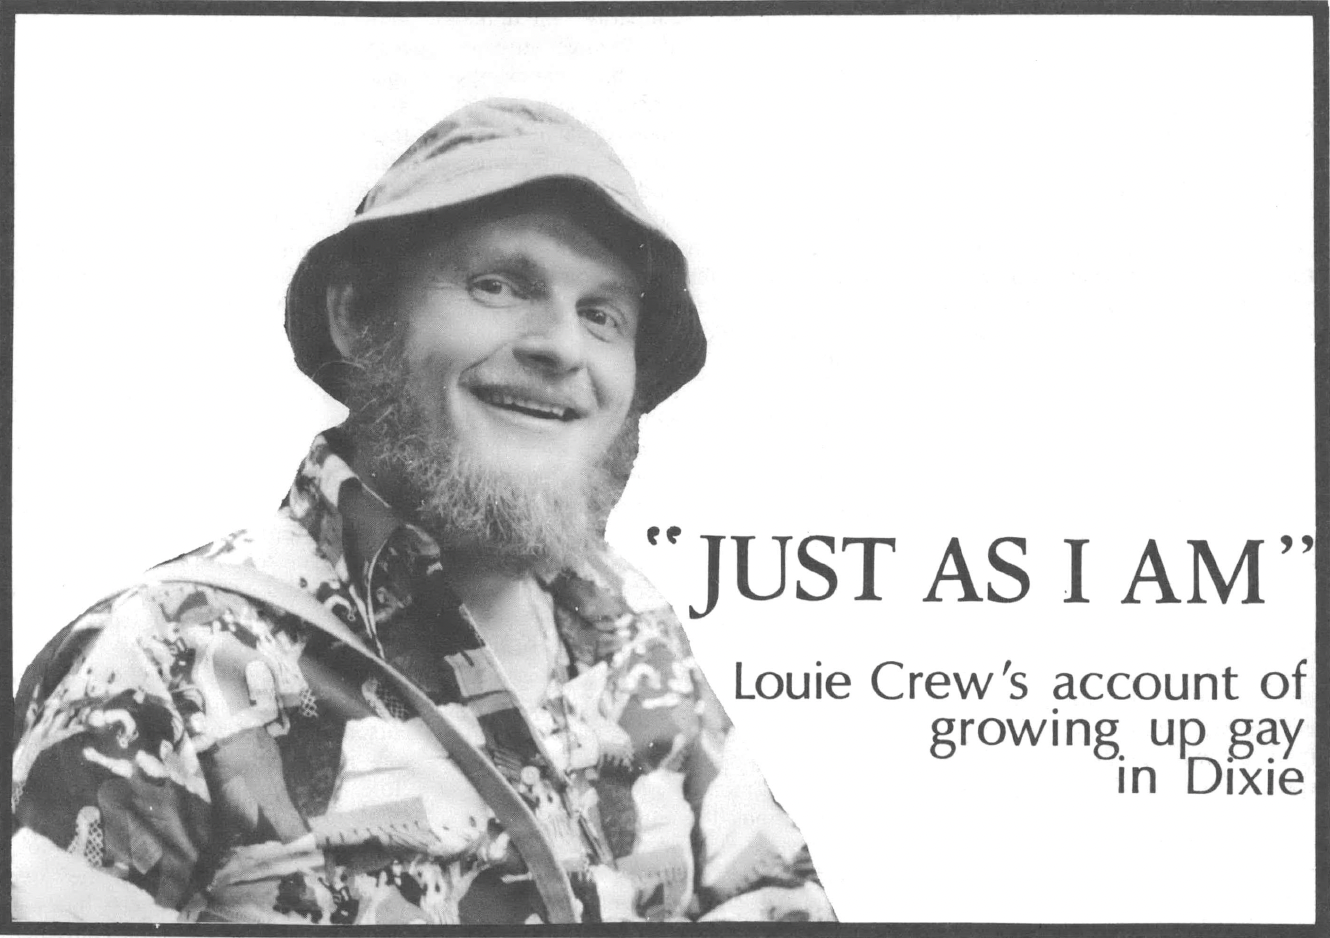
(285, 429, 439, 597)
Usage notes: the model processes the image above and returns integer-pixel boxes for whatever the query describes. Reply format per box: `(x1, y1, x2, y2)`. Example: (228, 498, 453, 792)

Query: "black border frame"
(1, 2, 1324, 935)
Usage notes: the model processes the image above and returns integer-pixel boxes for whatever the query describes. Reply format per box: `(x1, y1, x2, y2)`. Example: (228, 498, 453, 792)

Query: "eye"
(580, 303, 633, 341)
(468, 275, 525, 306)
(581, 306, 611, 327)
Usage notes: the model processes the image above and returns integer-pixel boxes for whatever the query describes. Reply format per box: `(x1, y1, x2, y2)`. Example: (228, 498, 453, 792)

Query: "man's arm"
(12, 828, 183, 922)
(578, 548, 836, 922)
(12, 592, 216, 922)
(681, 665, 836, 922)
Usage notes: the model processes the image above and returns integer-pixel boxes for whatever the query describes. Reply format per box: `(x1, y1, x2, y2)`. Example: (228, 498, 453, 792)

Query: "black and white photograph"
(7, 5, 1323, 928)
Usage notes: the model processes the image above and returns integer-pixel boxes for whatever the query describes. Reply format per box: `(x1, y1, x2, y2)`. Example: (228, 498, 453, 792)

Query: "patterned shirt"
(12, 433, 833, 924)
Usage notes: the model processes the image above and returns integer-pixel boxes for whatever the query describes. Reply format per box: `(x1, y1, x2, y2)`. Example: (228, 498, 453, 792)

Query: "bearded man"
(12, 100, 834, 925)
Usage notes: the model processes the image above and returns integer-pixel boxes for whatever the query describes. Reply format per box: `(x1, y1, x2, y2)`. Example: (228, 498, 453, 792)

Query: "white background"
(13, 13, 1317, 923)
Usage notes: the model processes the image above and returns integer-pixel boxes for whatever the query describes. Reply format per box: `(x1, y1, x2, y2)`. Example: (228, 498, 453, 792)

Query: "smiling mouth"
(471, 387, 582, 422)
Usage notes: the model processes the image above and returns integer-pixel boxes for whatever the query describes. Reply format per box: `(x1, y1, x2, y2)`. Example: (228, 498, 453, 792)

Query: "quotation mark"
(647, 525, 681, 546)
(1279, 535, 1314, 554)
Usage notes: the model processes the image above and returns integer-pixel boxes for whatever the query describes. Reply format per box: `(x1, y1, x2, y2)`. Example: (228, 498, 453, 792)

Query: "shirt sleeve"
(12, 591, 216, 922)
(584, 550, 835, 922)
(680, 659, 836, 922)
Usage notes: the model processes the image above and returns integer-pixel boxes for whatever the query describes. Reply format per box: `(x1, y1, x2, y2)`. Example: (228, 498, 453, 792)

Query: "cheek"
(396, 331, 472, 428)
(596, 347, 638, 414)
(399, 309, 494, 383)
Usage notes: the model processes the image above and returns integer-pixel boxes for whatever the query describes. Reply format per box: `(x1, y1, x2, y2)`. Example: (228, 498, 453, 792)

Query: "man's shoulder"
(551, 541, 677, 624)
(18, 509, 346, 717)
(547, 542, 700, 670)
(118, 508, 345, 626)
(596, 544, 675, 617)
(11, 511, 338, 846)
(181, 510, 348, 599)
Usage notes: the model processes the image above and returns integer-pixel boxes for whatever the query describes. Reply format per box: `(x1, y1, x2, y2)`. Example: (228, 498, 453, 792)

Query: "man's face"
(384, 207, 640, 480)
(338, 204, 644, 569)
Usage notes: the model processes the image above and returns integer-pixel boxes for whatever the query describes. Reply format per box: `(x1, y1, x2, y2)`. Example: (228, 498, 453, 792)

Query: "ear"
(325, 278, 360, 358)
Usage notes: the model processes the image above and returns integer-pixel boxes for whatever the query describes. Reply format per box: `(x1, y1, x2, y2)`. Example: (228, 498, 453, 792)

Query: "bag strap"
(142, 559, 580, 924)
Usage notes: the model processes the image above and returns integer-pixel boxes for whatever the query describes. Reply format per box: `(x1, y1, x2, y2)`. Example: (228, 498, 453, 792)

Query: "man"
(12, 99, 834, 924)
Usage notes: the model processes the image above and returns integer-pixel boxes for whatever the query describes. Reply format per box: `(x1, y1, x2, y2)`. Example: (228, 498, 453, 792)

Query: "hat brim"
(285, 175, 704, 414)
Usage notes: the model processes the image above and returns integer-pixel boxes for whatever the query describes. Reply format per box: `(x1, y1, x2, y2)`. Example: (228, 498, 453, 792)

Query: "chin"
(462, 428, 604, 481)
(515, 447, 596, 478)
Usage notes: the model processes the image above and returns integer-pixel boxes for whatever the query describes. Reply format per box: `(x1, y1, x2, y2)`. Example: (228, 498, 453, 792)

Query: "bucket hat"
(286, 99, 705, 413)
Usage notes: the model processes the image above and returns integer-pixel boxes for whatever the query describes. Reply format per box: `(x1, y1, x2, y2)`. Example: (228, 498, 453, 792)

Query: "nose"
(512, 296, 586, 375)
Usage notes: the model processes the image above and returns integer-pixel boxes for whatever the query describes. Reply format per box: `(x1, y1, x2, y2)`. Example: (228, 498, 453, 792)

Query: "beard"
(341, 337, 640, 573)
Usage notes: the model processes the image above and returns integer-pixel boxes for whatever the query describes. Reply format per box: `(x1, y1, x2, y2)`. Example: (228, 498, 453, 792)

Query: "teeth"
(481, 390, 572, 419)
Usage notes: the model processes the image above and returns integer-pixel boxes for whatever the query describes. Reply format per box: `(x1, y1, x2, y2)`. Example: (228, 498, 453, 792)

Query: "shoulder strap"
(143, 559, 580, 924)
